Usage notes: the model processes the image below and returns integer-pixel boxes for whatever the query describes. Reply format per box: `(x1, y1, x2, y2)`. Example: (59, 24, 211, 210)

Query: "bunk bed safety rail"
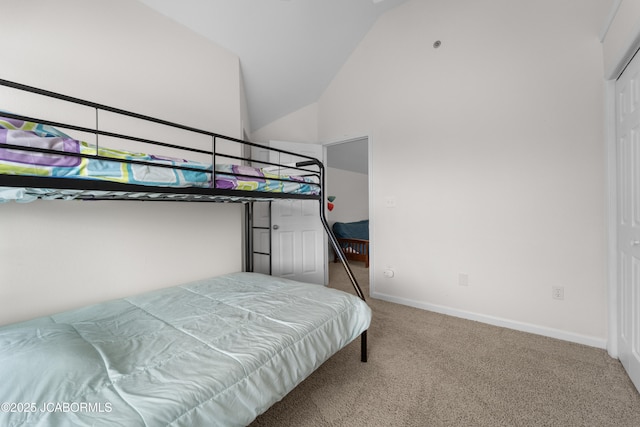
(0, 79, 320, 202)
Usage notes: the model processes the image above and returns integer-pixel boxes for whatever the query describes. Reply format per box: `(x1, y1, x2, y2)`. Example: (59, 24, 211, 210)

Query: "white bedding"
(0, 272, 371, 426)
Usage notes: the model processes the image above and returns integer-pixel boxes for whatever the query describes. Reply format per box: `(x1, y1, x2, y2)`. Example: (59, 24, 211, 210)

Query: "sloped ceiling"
(138, 0, 410, 132)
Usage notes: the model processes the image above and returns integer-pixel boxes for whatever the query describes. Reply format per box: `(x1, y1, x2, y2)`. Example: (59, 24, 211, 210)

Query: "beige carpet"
(250, 262, 640, 427)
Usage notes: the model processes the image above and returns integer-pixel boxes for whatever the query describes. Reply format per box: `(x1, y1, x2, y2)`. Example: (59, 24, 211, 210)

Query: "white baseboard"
(370, 291, 608, 350)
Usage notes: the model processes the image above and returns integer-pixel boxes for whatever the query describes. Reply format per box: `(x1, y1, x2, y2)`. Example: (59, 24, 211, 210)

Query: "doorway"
(325, 137, 371, 284)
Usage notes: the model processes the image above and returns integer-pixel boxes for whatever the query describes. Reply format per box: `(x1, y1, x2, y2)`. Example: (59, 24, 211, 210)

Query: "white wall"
(326, 167, 369, 224)
(0, 0, 245, 325)
(251, 103, 319, 144)
(317, 0, 611, 346)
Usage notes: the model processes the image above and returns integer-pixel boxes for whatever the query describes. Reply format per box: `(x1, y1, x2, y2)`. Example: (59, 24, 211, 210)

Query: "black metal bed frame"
(0, 78, 368, 362)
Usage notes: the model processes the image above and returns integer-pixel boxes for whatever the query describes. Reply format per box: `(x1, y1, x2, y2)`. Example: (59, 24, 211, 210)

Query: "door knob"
(273, 224, 279, 230)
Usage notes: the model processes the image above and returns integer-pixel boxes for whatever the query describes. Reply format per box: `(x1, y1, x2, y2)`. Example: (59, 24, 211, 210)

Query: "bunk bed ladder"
(245, 201, 273, 275)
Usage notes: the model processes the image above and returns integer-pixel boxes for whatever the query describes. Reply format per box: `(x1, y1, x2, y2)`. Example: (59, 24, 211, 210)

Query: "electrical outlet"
(552, 286, 564, 300)
(458, 273, 469, 286)
(385, 197, 396, 208)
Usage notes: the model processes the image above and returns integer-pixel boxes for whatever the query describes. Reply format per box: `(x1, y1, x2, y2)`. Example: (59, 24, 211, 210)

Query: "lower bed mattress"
(0, 272, 371, 426)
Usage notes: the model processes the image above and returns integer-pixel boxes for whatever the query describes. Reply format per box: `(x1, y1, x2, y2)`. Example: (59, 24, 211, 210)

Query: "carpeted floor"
(250, 262, 640, 426)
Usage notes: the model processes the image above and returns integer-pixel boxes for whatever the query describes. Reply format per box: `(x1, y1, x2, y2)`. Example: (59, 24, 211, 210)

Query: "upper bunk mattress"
(0, 272, 371, 427)
(0, 116, 320, 202)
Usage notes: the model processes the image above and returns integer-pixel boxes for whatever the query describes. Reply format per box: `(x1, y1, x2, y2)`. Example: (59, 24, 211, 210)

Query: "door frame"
(322, 134, 374, 294)
(605, 78, 618, 359)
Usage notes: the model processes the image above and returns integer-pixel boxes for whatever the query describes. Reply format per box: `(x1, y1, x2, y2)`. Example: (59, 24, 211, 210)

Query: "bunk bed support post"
(322, 210, 368, 363)
(320, 205, 366, 300)
(245, 203, 254, 273)
(297, 159, 369, 363)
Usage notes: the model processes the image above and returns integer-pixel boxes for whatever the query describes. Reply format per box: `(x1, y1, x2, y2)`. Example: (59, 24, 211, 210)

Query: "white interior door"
(615, 52, 640, 392)
(271, 199, 325, 284)
(269, 141, 326, 285)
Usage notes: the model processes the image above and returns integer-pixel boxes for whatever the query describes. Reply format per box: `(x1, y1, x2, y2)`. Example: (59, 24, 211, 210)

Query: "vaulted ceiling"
(138, 0, 410, 131)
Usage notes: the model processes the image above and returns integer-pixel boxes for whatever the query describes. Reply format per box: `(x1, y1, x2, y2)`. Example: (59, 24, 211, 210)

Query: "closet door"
(615, 52, 640, 392)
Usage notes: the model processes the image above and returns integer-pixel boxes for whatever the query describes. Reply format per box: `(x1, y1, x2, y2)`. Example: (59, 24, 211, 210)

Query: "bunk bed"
(0, 79, 371, 427)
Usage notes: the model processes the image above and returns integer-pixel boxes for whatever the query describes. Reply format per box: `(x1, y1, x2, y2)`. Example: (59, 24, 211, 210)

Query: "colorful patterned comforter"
(0, 116, 319, 197)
